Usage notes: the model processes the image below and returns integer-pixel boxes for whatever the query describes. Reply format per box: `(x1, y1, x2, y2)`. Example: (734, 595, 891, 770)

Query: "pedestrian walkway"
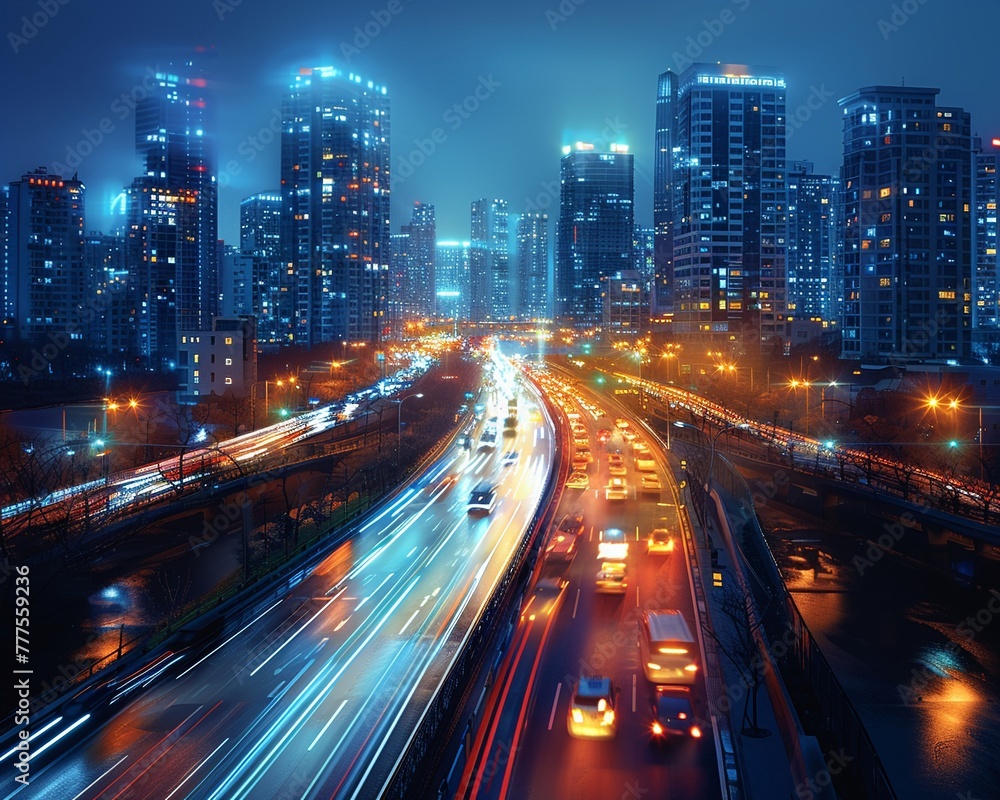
(664, 451, 827, 800)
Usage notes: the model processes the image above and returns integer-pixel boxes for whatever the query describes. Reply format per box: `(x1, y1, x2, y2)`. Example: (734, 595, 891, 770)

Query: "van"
(639, 609, 698, 684)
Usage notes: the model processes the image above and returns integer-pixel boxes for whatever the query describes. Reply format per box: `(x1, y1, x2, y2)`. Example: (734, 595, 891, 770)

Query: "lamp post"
(674, 419, 747, 530)
(394, 393, 424, 466)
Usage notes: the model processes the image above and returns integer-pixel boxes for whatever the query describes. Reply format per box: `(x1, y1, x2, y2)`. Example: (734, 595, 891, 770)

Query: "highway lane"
(3, 381, 553, 800)
(461, 372, 720, 800)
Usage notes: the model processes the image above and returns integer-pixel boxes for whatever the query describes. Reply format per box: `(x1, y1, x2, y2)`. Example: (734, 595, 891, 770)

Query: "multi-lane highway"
(457, 365, 720, 800)
(2, 368, 553, 799)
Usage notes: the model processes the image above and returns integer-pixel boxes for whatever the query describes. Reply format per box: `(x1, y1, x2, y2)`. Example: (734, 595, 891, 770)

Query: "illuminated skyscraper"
(280, 67, 390, 347)
(435, 240, 471, 320)
(400, 202, 436, 319)
(6, 168, 86, 343)
(839, 85, 973, 361)
(240, 192, 284, 345)
(126, 57, 218, 366)
(975, 147, 999, 332)
(470, 199, 509, 321)
(786, 162, 838, 321)
(555, 142, 634, 329)
(662, 63, 788, 352)
(653, 70, 678, 313)
(516, 211, 549, 320)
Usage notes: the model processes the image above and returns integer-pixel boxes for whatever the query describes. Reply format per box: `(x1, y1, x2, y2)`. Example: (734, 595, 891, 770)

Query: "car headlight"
(571, 708, 583, 724)
(603, 710, 615, 725)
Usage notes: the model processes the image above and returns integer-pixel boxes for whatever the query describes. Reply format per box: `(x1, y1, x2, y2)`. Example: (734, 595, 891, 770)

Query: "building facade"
(786, 161, 839, 321)
(516, 212, 549, 320)
(5, 168, 87, 344)
(653, 70, 678, 313)
(127, 59, 219, 367)
(280, 67, 390, 348)
(662, 63, 788, 353)
(555, 142, 634, 330)
(839, 85, 974, 361)
(239, 192, 284, 345)
(435, 240, 471, 320)
(975, 147, 999, 332)
(176, 316, 257, 404)
(470, 199, 509, 321)
(400, 201, 436, 319)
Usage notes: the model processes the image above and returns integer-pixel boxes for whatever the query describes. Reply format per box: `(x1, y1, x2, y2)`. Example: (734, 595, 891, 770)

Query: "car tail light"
(690, 725, 702, 738)
(684, 663, 698, 672)
(572, 708, 583, 724)
(603, 710, 615, 725)
(651, 722, 663, 735)
(597, 698, 607, 712)
(677, 712, 687, 720)
(647, 662, 661, 671)
(666, 539, 675, 552)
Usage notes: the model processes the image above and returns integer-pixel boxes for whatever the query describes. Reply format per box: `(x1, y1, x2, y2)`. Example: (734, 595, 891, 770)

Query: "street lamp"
(393, 393, 424, 465)
(674, 420, 747, 530)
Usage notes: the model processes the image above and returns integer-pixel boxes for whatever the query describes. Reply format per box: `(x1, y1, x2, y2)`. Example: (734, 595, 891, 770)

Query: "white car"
(566, 471, 590, 490)
(605, 477, 628, 501)
(501, 450, 519, 467)
(640, 473, 662, 494)
(595, 561, 628, 594)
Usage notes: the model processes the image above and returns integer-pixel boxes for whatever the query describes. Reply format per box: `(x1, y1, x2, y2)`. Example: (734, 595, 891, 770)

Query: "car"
(545, 532, 578, 562)
(501, 450, 519, 467)
(571, 453, 591, 472)
(646, 527, 675, 555)
(604, 477, 628, 501)
(565, 471, 590, 490)
(467, 482, 498, 514)
(568, 676, 619, 739)
(622, 431, 638, 443)
(640, 474, 663, 494)
(632, 439, 649, 454)
(558, 511, 586, 538)
(636, 455, 656, 472)
(615, 418, 630, 431)
(595, 561, 628, 594)
(574, 447, 593, 464)
(649, 686, 701, 740)
(573, 435, 590, 449)
(607, 453, 627, 476)
(598, 527, 629, 560)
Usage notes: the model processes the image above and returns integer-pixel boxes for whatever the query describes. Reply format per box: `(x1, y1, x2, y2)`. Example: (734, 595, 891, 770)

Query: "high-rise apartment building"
(659, 63, 788, 351)
(975, 147, 999, 331)
(6, 168, 87, 343)
(435, 240, 471, 320)
(839, 85, 974, 361)
(555, 142, 634, 329)
(280, 67, 390, 347)
(470, 199, 509, 321)
(516, 212, 549, 320)
(126, 59, 218, 366)
(653, 70, 678, 313)
(786, 161, 838, 321)
(239, 192, 284, 345)
(400, 202, 436, 319)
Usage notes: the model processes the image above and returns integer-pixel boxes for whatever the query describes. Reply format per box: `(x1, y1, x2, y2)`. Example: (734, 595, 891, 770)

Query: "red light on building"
(992, 137, 1000, 148)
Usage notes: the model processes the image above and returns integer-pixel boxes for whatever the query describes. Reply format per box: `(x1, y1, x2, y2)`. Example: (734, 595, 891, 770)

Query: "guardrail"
(379, 374, 562, 800)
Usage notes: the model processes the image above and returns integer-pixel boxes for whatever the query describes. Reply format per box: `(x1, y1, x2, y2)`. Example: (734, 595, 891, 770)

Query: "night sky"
(2, 0, 996, 243)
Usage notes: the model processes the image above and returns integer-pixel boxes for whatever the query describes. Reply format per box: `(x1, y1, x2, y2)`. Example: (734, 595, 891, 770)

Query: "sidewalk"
(665, 453, 802, 800)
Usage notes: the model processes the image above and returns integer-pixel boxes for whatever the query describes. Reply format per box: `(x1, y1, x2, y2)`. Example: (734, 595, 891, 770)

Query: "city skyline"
(3, 0, 999, 244)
